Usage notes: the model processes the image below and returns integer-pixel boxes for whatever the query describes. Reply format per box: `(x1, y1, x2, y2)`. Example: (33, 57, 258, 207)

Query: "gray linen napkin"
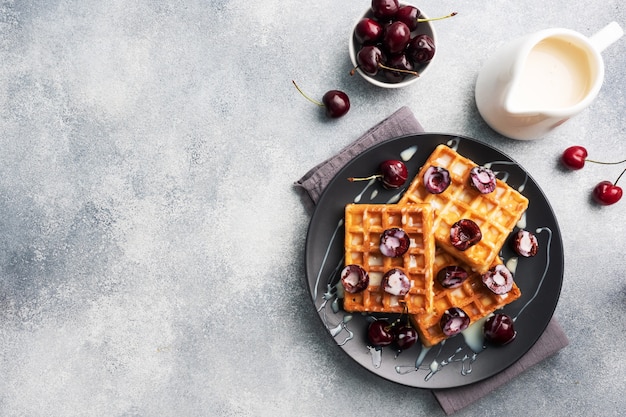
(295, 106, 569, 414)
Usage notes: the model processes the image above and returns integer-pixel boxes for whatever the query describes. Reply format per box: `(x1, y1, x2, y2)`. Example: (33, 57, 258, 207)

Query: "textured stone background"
(0, 1, 624, 416)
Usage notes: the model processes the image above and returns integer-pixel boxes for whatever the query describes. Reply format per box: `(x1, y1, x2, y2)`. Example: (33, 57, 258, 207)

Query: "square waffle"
(343, 203, 436, 314)
(399, 144, 529, 273)
(410, 248, 522, 347)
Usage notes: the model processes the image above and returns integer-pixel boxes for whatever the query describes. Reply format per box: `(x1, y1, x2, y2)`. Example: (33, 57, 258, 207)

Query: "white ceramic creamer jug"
(475, 22, 624, 140)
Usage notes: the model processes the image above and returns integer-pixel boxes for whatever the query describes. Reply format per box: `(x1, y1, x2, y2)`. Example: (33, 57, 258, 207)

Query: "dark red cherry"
(379, 159, 408, 188)
(469, 166, 497, 194)
(292, 81, 350, 119)
(367, 320, 394, 347)
(321, 90, 350, 118)
(370, 0, 399, 20)
(593, 180, 623, 205)
(355, 45, 386, 76)
(354, 17, 384, 44)
(561, 146, 588, 170)
(440, 307, 470, 337)
(379, 228, 410, 257)
(347, 159, 408, 189)
(484, 313, 517, 345)
(406, 34, 436, 65)
(423, 166, 451, 194)
(381, 268, 411, 296)
(393, 325, 418, 350)
(340, 264, 369, 293)
(436, 265, 468, 289)
(482, 264, 514, 295)
(512, 229, 538, 257)
(383, 54, 415, 83)
(395, 5, 420, 31)
(450, 219, 482, 251)
(382, 21, 411, 55)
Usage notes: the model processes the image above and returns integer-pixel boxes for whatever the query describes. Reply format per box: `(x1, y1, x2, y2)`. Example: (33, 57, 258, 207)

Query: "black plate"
(304, 133, 564, 389)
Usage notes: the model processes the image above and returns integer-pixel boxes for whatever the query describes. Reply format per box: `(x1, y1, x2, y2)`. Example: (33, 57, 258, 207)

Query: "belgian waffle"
(343, 203, 436, 314)
(399, 144, 529, 273)
(410, 249, 522, 347)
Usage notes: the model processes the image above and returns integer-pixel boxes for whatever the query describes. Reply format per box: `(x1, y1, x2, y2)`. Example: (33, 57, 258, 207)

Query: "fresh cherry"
(355, 45, 386, 76)
(367, 320, 395, 347)
(561, 145, 626, 170)
(350, 45, 419, 79)
(593, 167, 625, 205)
(423, 165, 451, 194)
(370, 0, 399, 20)
(393, 324, 418, 350)
(440, 307, 470, 337)
(354, 17, 384, 44)
(394, 5, 420, 31)
(340, 264, 369, 293)
(348, 159, 408, 189)
(383, 21, 411, 54)
(379, 228, 410, 257)
(469, 166, 497, 194)
(383, 54, 415, 83)
(484, 313, 517, 345)
(450, 219, 482, 251)
(561, 145, 588, 170)
(292, 80, 350, 118)
(381, 268, 411, 296)
(436, 265, 468, 289)
(482, 264, 514, 295)
(406, 34, 436, 64)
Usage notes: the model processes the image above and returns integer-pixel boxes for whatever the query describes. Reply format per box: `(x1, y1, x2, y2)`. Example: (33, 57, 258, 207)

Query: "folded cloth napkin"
(294, 106, 569, 415)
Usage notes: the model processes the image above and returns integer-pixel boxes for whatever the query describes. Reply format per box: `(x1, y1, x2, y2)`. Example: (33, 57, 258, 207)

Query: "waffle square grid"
(343, 203, 436, 315)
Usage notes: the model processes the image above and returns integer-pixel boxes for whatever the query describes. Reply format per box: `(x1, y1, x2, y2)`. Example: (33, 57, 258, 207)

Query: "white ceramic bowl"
(349, 3, 437, 88)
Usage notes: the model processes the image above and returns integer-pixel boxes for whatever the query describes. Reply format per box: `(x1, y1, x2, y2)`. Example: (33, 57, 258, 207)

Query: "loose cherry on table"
(348, 159, 408, 189)
(593, 168, 625, 206)
(561, 145, 625, 205)
(291, 80, 350, 118)
(561, 145, 626, 170)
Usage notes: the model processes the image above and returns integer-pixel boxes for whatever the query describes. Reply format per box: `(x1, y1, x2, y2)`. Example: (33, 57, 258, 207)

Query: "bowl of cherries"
(349, 0, 455, 88)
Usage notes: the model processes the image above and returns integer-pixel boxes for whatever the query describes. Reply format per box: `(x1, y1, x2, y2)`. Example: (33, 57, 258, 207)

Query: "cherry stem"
(349, 63, 419, 78)
(292, 80, 323, 107)
(347, 174, 381, 182)
(378, 62, 419, 77)
(586, 158, 626, 165)
(417, 12, 457, 23)
(613, 167, 626, 186)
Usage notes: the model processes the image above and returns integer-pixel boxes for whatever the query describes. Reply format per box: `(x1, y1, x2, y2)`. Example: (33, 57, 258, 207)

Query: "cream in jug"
(475, 22, 623, 140)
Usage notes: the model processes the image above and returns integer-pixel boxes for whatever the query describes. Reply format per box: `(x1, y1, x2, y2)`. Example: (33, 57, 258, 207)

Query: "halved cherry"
(340, 264, 369, 293)
(381, 268, 411, 296)
(450, 219, 482, 251)
(436, 265, 469, 288)
(379, 228, 410, 257)
(440, 307, 470, 337)
(469, 166, 496, 194)
(482, 264, 514, 294)
(423, 166, 451, 194)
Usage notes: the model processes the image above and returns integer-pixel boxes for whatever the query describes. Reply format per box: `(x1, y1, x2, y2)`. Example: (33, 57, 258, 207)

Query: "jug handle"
(589, 21, 624, 53)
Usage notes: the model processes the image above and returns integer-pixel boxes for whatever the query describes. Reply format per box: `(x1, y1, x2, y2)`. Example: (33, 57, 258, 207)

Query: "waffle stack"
(342, 144, 528, 347)
(343, 203, 436, 314)
(399, 144, 529, 274)
(410, 249, 522, 347)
